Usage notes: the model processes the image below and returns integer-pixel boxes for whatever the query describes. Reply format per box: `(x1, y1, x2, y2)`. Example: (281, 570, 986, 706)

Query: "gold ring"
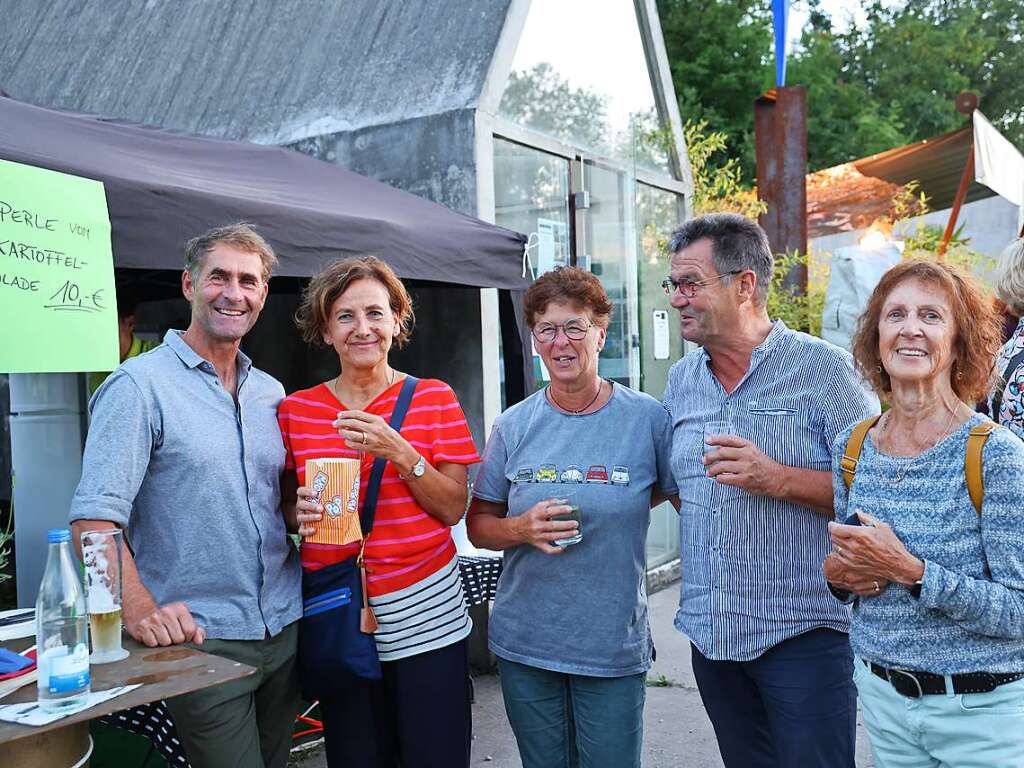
(361, 431, 368, 445)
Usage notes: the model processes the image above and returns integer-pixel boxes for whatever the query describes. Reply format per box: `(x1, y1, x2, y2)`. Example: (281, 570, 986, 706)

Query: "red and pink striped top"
(277, 378, 480, 597)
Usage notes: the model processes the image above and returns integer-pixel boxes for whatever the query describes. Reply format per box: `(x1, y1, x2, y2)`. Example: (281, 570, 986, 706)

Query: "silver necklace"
(878, 406, 959, 484)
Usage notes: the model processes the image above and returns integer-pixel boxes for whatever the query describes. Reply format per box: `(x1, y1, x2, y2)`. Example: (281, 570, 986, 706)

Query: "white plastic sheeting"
(821, 243, 902, 351)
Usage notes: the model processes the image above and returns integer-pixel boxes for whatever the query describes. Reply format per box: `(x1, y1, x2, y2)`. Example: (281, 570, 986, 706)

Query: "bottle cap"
(47, 528, 71, 544)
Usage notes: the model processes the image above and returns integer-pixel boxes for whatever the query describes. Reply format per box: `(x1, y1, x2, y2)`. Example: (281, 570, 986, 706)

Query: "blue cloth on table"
(0, 648, 33, 675)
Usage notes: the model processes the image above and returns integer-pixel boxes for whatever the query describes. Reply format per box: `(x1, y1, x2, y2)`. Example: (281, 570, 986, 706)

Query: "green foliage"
(842, 0, 1024, 151)
(901, 224, 996, 281)
(785, 24, 908, 170)
(684, 120, 766, 218)
(766, 249, 829, 336)
(657, 0, 1024, 177)
(647, 673, 678, 688)
(0, 513, 10, 585)
(658, 0, 773, 178)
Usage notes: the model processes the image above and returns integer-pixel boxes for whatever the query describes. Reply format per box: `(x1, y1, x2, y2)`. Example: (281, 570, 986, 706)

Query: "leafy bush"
(766, 249, 829, 337)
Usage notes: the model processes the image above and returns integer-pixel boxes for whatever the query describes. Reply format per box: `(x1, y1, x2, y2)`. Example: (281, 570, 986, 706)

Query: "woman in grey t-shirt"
(468, 268, 677, 768)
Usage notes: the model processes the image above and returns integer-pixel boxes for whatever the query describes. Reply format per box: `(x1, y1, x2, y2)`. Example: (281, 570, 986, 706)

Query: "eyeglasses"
(661, 270, 743, 298)
(532, 319, 594, 343)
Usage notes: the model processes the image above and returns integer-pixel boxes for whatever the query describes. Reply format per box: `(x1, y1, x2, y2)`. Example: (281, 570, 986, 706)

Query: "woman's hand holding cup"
(513, 498, 578, 554)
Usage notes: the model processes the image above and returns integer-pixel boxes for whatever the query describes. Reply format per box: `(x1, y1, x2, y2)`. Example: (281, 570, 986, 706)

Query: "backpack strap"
(841, 415, 881, 489)
(965, 420, 998, 516)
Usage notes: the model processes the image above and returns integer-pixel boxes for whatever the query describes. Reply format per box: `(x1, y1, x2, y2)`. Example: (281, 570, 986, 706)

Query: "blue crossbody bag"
(297, 375, 419, 697)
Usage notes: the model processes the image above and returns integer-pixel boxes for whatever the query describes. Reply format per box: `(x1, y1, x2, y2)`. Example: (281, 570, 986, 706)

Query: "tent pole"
(938, 139, 975, 259)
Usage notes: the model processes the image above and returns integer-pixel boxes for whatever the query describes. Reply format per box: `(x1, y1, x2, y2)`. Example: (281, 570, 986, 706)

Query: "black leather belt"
(867, 660, 1024, 698)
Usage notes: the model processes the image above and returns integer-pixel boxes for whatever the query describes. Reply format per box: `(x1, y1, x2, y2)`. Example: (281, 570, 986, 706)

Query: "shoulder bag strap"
(841, 415, 881, 490)
(990, 347, 1024, 421)
(357, 375, 419, 634)
(965, 420, 998, 517)
(359, 375, 420, 535)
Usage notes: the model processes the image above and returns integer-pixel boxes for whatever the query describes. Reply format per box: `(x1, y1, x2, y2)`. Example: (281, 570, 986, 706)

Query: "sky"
(506, 0, 876, 132)
(789, 0, 870, 44)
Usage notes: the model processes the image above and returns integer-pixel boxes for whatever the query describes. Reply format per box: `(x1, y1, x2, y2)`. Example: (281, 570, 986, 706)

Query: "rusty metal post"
(755, 86, 808, 295)
(937, 142, 975, 259)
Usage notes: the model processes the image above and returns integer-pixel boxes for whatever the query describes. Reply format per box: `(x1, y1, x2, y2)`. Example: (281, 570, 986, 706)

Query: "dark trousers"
(319, 638, 472, 768)
(166, 622, 300, 768)
(690, 628, 856, 768)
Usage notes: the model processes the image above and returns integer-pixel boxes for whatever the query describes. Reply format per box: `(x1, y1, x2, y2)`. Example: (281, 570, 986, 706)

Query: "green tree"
(657, 0, 774, 179)
(786, 22, 908, 170)
(843, 0, 1024, 149)
(658, 0, 1024, 177)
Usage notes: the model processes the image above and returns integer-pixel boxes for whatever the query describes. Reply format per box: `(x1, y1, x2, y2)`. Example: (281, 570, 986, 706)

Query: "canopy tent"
(0, 96, 528, 289)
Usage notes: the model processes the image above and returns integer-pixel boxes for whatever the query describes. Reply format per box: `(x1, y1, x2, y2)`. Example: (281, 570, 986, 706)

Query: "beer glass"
(81, 529, 130, 663)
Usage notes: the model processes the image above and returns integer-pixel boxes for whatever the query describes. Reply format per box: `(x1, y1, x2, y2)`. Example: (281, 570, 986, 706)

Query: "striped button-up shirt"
(663, 320, 878, 661)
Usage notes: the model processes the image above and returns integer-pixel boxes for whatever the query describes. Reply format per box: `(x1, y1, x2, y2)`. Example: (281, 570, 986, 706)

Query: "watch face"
(412, 456, 426, 476)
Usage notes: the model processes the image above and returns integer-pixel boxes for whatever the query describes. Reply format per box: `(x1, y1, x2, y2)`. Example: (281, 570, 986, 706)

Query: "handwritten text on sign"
(0, 159, 118, 373)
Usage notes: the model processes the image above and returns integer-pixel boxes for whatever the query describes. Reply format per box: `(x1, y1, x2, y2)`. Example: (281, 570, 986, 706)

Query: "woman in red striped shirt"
(278, 256, 480, 768)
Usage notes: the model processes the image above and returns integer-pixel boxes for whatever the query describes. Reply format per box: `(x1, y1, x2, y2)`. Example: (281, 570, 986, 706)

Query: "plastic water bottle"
(36, 528, 91, 712)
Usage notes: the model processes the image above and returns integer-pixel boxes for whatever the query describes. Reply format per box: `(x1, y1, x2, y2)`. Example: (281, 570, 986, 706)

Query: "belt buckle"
(887, 668, 924, 698)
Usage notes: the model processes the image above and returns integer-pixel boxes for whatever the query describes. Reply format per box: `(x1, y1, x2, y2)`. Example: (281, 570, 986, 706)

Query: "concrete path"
(290, 581, 876, 767)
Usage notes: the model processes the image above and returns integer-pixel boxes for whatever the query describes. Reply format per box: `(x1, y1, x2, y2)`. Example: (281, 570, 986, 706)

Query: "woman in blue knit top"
(824, 260, 1024, 768)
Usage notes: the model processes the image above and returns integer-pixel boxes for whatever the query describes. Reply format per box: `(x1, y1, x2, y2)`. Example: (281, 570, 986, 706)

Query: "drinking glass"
(81, 529, 130, 664)
(551, 491, 582, 547)
(703, 420, 735, 454)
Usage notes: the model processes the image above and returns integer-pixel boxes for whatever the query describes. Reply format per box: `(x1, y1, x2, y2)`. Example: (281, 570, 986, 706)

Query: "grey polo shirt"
(69, 330, 301, 640)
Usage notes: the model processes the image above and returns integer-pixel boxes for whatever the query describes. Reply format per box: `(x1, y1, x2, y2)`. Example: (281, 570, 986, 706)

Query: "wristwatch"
(403, 454, 426, 480)
(909, 579, 924, 599)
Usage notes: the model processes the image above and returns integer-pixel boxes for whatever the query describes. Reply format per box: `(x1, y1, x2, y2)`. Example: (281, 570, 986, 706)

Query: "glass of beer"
(551, 491, 582, 547)
(81, 529, 130, 664)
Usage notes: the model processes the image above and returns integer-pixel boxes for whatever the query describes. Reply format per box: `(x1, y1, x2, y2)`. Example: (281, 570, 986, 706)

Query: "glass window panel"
(583, 160, 637, 385)
(493, 138, 571, 391)
(635, 182, 685, 567)
(498, 0, 672, 173)
(637, 183, 685, 398)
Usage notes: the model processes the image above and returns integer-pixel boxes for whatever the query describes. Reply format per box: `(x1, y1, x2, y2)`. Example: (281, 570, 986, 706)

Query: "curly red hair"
(851, 260, 1000, 403)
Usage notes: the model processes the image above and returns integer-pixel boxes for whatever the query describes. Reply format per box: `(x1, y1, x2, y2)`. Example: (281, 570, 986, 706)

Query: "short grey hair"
(184, 223, 278, 282)
(995, 237, 1024, 316)
(667, 213, 774, 305)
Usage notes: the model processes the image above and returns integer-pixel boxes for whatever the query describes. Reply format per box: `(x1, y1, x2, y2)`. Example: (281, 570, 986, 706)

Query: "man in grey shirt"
(70, 223, 302, 768)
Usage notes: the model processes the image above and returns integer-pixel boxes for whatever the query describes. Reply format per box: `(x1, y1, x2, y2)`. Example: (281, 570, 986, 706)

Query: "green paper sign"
(0, 159, 118, 373)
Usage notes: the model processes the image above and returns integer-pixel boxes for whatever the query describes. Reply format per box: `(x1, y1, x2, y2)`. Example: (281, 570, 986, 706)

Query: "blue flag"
(772, 0, 789, 87)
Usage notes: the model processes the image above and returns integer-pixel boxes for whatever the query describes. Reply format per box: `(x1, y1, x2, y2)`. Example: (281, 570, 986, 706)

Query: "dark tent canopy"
(0, 96, 528, 289)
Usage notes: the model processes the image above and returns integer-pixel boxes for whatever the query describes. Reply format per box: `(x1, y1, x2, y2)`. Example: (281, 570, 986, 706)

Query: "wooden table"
(0, 637, 255, 768)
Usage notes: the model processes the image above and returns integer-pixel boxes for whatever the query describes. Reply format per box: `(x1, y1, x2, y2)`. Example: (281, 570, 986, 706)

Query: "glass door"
(494, 138, 572, 394)
(579, 159, 639, 388)
(636, 182, 686, 567)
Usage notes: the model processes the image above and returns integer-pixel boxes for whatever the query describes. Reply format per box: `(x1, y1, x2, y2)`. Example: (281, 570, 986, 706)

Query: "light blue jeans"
(497, 658, 645, 768)
(854, 657, 1024, 768)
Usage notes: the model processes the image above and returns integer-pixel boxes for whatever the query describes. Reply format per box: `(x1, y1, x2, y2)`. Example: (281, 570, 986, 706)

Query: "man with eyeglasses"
(660, 213, 877, 768)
